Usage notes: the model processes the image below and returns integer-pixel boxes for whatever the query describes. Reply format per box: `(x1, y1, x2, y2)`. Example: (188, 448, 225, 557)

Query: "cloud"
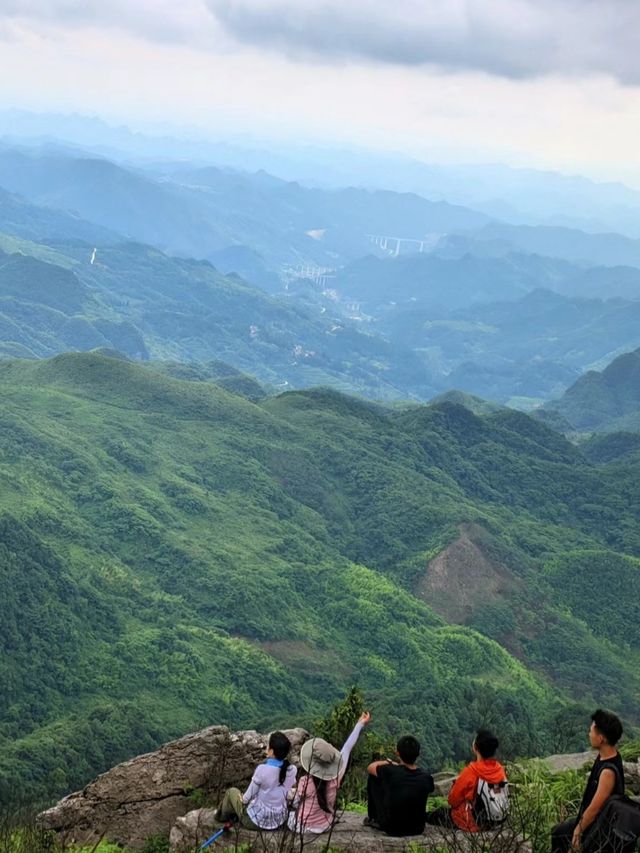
(2, 1, 639, 85)
(0, 0, 215, 45)
(205, 0, 640, 83)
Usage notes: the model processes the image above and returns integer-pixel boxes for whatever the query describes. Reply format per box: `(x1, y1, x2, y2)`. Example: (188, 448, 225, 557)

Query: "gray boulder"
(623, 760, 640, 795)
(432, 770, 457, 797)
(543, 751, 596, 773)
(37, 725, 308, 850)
(543, 752, 640, 794)
(170, 809, 532, 852)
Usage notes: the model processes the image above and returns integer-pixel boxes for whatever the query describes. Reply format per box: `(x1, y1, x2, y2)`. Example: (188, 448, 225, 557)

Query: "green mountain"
(438, 290, 640, 403)
(580, 432, 640, 464)
(0, 250, 148, 359)
(428, 390, 504, 416)
(2, 352, 640, 806)
(544, 347, 640, 432)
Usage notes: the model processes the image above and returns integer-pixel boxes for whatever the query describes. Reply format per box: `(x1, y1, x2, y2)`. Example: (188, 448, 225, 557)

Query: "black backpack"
(583, 796, 640, 853)
(583, 762, 640, 853)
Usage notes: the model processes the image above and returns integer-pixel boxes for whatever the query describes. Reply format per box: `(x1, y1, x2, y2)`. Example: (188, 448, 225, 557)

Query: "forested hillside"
(545, 346, 640, 432)
(2, 353, 640, 806)
(0, 238, 432, 398)
(5, 223, 640, 405)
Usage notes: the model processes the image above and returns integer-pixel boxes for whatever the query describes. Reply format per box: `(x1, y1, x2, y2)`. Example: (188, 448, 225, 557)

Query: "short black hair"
(591, 709, 623, 746)
(474, 729, 499, 759)
(397, 735, 420, 764)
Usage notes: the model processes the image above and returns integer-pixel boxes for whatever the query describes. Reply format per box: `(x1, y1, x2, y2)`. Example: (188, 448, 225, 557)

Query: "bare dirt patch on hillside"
(418, 523, 520, 625)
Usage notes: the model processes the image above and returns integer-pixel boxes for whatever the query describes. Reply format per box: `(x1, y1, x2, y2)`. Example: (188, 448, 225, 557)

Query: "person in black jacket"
(551, 709, 625, 853)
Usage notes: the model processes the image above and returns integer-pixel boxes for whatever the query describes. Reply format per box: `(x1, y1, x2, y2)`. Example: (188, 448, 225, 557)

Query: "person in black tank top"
(578, 752, 625, 819)
(551, 709, 625, 853)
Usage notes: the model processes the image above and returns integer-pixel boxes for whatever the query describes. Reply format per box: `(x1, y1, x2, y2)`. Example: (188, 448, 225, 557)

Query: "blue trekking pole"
(200, 821, 233, 849)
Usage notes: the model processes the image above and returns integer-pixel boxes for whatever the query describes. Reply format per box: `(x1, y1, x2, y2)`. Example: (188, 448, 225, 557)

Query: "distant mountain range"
(5, 109, 640, 238)
(330, 253, 640, 402)
(0, 185, 117, 245)
(439, 222, 640, 269)
(0, 144, 490, 270)
(0, 231, 441, 399)
(4, 138, 640, 404)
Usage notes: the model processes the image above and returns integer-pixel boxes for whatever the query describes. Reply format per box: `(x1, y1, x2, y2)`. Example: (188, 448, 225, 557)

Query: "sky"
(1, 0, 640, 182)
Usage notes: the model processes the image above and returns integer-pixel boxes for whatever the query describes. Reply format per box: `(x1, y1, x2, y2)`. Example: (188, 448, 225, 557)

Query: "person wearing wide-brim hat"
(288, 711, 371, 834)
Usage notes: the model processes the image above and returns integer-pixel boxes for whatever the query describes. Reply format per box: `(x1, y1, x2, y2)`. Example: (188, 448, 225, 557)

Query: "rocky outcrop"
(432, 770, 457, 797)
(170, 810, 531, 852)
(623, 760, 640, 794)
(543, 751, 596, 773)
(543, 751, 640, 795)
(37, 725, 308, 850)
(38, 729, 640, 851)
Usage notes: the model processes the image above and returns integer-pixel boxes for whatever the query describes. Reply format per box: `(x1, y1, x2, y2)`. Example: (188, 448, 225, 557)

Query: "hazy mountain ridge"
(438, 221, 640, 268)
(4, 136, 640, 405)
(0, 144, 491, 271)
(0, 184, 119, 245)
(329, 253, 640, 402)
(5, 110, 640, 238)
(4, 214, 640, 403)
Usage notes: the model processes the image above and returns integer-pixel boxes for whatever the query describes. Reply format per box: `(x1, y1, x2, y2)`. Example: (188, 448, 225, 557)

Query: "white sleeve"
(242, 769, 261, 804)
(338, 721, 364, 779)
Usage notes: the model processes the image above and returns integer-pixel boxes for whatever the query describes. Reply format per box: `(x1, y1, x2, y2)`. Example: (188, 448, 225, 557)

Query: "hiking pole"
(200, 821, 233, 849)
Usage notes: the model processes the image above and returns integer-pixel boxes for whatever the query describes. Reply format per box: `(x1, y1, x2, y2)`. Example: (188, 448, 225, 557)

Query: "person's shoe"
(213, 810, 235, 823)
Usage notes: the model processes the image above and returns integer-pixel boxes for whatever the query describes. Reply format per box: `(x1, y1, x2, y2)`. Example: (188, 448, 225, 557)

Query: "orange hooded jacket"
(447, 758, 507, 832)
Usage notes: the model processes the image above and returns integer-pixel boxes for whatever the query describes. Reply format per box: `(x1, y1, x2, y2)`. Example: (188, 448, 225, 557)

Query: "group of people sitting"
(216, 707, 630, 851)
(216, 710, 507, 838)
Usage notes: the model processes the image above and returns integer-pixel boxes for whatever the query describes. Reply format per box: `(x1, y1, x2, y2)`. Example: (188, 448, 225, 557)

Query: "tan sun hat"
(299, 737, 344, 781)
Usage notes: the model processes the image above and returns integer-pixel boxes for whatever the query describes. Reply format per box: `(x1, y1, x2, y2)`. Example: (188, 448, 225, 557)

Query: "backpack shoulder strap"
(598, 760, 624, 795)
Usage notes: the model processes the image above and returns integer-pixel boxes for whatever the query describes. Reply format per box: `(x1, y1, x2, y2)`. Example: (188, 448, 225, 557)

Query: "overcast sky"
(1, 0, 640, 181)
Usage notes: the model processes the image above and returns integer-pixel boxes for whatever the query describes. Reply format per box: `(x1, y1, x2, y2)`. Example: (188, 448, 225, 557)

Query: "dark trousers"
(425, 807, 455, 829)
(367, 775, 390, 828)
(550, 817, 634, 853)
(551, 818, 578, 853)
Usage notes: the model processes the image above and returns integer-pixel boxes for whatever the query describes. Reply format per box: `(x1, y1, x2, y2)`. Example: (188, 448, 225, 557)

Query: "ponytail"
(268, 731, 292, 785)
(279, 758, 290, 786)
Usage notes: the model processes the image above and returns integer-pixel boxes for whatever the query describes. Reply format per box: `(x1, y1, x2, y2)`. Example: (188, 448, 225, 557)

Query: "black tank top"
(578, 752, 625, 818)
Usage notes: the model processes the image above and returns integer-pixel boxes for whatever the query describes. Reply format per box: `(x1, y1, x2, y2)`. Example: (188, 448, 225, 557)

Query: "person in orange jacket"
(425, 729, 508, 832)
